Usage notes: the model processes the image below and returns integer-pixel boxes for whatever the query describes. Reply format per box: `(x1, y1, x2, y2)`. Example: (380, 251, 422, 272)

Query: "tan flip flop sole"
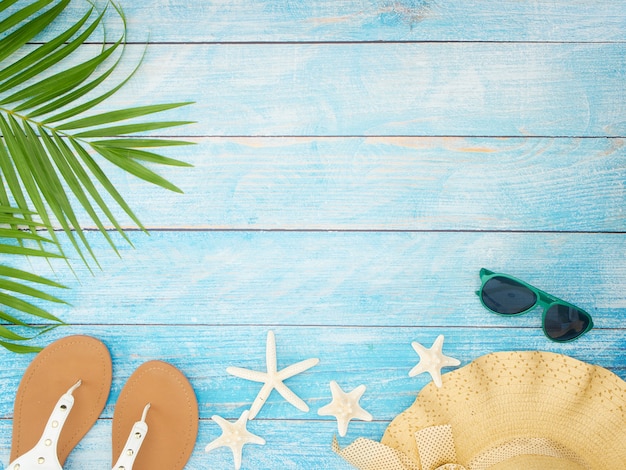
(10, 335, 112, 465)
(112, 360, 199, 470)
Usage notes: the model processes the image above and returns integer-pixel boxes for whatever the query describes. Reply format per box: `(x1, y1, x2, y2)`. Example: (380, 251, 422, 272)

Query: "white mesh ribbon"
(333, 424, 590, 470)
(332, 436, 420, 470)
(415, 425, 466, 470)
(332, 425, 464, 470)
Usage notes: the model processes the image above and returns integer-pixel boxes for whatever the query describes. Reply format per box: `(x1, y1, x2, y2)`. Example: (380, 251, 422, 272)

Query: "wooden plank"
(0, 325, 626, 468)
(0, 418, 372, 469)
(0, 327, 626, 469)
(10, 231, 626, 329)
(67, 42, 624, 137)
(60, 136, 626, 231)
(1, 325, 625, 420)
(38, 0, 626, 43)
(4, 43, 624, 136)
(0, 325, 624, 469)
(2, 3, 625, 470)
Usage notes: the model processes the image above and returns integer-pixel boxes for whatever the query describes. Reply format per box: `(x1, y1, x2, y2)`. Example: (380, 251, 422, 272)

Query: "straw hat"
(335, 351, 626, 470)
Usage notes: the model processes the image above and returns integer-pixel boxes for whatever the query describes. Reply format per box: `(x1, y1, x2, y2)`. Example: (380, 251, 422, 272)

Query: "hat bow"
(416, 425, 467, 470)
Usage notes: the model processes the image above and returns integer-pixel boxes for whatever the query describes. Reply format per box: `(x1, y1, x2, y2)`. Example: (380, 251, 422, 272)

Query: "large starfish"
(205, 410, 265, 470)
(318, 381, 373, 437)
(226, 330, 320, 419)
(409, 334, 460, 388)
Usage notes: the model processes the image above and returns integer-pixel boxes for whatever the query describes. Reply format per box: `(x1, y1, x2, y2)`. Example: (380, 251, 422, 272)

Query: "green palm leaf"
(0, 0, 69, 63)
(0, 205, 66, 352)
(0, 0, 194, 352)
(0, 0, 193, 265)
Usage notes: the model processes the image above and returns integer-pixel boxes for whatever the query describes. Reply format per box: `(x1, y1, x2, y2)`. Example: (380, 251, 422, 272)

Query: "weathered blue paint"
(1, 0, 625, 469)
(41, 0, 626, 42)
(49, 136, 626, 231)
(66, 43, 626, 137)
(7, 231, 626, 329)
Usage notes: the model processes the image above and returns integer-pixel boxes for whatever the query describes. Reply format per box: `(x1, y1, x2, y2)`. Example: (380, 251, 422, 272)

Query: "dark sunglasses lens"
(481, 276, 537, 314)
(544, 304, 591, 342)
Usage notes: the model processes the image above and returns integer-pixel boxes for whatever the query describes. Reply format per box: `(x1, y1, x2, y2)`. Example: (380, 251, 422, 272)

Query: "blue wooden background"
(2, 0, 626, 468)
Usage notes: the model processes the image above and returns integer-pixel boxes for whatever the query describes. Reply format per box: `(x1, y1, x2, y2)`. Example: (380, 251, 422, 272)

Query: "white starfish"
(318, 381, 373, 437)
(226, 330, 320, 419)
(205, 410, 265, 470)
(409, 334, 460, 388)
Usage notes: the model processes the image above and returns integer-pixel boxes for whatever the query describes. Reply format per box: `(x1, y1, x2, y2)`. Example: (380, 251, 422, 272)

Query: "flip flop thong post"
(112, 360, 199, 470)
(9, 335, 112, 469)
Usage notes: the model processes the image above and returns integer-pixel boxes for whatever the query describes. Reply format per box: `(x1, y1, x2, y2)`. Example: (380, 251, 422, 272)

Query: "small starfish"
(226, 330, 320, 419)
(318, 381, 373, 437)
(409, 334, 460, 388)
(205, 410, 265, 470)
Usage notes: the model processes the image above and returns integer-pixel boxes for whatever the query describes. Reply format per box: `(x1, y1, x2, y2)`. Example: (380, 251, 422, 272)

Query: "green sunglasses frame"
(477, 268, 594, 342)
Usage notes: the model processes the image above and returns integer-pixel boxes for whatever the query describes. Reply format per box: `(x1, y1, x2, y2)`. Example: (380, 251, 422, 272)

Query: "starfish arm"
(277, 357, 320, 380)
(205, 432, 227, 453)
(353, 407, 374, 422)
(317, 402, 335, 417)
(336, 416, 351, 437)
(237, 410, 266, 446)
(245, 432, 266, 446)
(230, 429, 265, 470)
(348, 386, 373, 422)
(205, 415, 233, 452)
(442, 354, 461, 367)
(350, 384, 367, 400)
(227, 366, 268, 383)
(431, 369, 444, 388)
(266, 330, 277, 374)
(211, 414, 230, 430)
(432, 334, 445, 351)
(232, 449, 243, 470)
(343, 386, 373, 423)
(204, 438, 224, 453)
(411, 341, 427, 356)
(248, 382, 275, 420)
(274, 381, 310, 412)
(409, 361, 428, 377)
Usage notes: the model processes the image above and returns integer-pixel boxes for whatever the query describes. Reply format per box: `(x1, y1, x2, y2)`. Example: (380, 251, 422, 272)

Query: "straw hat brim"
(381, 351, 626, 470)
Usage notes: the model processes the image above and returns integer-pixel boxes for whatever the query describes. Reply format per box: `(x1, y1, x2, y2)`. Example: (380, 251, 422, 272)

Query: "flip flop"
(8, 335, 112, 469)
(111, 360, 199, 470)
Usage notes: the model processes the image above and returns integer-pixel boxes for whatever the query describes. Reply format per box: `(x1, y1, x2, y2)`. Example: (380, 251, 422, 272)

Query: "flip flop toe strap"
(111, 404, 150, 470)
(7, 381, 82, 470)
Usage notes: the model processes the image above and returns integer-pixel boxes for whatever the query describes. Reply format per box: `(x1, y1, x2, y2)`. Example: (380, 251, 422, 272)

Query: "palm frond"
(0, 0, 194, 353)
(0, 205, 66, 353)
(0, 0, 194, 267)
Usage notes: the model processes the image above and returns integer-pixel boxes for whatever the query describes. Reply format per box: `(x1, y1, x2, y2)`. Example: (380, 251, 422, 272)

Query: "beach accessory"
(226, 330, 319, 420)
(334, 350, 626, 470)
(205, 410, 266, 470)
(478, 268, 593, 342)
(408, 335, 460, 388)
(318, 381, 373, 437)
(112, 360, 199, 470)
(8, 335, 112, 469)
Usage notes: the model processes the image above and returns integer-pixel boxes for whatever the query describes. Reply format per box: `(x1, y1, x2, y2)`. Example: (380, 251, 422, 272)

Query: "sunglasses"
(478, 268, 593, 342)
